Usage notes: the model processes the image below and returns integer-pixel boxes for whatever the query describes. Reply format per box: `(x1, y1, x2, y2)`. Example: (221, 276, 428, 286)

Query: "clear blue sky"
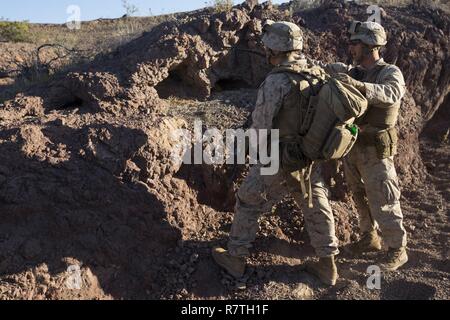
(1, 0, 287, 24)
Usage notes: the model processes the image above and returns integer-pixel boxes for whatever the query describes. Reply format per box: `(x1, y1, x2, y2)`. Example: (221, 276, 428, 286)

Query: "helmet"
(262, 20, 303, 52)
(348, 21, 387, 46)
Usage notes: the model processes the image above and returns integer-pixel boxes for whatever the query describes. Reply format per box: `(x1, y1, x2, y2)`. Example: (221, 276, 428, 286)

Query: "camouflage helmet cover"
(262, 20, 303, 52)
(348, 21, 387, 46)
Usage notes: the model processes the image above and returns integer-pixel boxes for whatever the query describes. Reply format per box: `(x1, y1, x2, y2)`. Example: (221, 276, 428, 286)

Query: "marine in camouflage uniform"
(212, 21, 339, 286)
(311, 21, 408, 271)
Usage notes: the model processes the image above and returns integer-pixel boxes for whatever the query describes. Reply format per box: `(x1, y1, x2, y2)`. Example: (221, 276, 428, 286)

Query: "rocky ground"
(0, 1, 448, 300)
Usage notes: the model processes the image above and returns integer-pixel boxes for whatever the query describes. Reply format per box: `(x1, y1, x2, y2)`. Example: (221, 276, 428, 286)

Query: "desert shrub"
(0, 20, 30, 43)
(291, 0, 326, 11)
(122, 0, 139, 16)
(212, 0, 234, 13)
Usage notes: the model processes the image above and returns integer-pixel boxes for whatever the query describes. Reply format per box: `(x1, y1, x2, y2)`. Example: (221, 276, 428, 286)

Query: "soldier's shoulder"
(261, 72, 291, 88)
(380, 63, 405, 83)
(382, 63, 403, 75)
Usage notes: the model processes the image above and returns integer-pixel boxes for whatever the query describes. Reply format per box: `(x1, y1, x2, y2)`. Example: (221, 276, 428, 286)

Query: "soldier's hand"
(334, 73, 366, 94)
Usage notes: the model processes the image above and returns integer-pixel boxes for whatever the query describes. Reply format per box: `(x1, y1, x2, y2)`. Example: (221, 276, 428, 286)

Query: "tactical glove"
(334, 73, 366, 94)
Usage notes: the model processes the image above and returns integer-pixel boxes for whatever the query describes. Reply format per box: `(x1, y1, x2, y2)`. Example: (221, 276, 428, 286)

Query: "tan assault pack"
(271, 64, 368, 170)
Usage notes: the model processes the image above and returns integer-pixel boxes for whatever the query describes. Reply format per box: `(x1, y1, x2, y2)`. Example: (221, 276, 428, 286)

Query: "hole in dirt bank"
(212, 78, 252, 92)
(60, 96, 85, 109)
(421, 93, 450, 141)
(44, 87, 88, 112)
(155, 63, 200, 99)
(174, 163, 247, 212)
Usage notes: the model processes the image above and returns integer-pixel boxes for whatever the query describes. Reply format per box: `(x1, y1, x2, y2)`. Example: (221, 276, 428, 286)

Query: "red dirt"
(0, 1, 448, 300)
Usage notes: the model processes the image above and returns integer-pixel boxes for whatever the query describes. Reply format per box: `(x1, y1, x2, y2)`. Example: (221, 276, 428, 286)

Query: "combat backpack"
(270, 64, 368, 206)
(271, 64, 368, 168)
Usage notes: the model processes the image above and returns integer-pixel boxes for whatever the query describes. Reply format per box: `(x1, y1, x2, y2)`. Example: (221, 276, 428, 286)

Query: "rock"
(236, 282, 247, 290)
(292, 283, 314, 300)
(3, 95, 45, 119)
(244, 0, 259, 10)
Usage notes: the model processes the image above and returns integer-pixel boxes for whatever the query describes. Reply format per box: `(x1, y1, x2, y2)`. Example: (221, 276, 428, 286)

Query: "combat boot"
(344, 229, 382, 256)
(304, 256, 338, 286)
(380, 247, 408, 271)
(212, 247, 245, 278)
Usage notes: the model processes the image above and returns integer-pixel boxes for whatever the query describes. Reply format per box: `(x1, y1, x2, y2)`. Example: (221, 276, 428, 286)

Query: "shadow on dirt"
(381, 280, 436, 300)
(0, 123, 181, 299)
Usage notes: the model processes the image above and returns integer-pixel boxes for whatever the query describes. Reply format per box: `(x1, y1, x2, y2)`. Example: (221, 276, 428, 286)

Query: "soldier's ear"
(362, 44, 373, 56)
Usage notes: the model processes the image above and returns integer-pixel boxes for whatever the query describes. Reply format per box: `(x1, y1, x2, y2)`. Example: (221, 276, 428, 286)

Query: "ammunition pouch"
(322, 124, 358, 160)
(375, 127, 398, 159)
(359, 127, 398, 159)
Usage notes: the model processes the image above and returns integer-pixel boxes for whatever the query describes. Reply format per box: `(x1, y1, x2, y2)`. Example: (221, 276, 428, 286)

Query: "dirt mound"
(0, 1, 449, 299)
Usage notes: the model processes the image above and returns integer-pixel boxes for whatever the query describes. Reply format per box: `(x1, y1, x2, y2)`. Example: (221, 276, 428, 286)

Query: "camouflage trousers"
(343, 142, 407, 248)
(227, 164, 339, 258)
